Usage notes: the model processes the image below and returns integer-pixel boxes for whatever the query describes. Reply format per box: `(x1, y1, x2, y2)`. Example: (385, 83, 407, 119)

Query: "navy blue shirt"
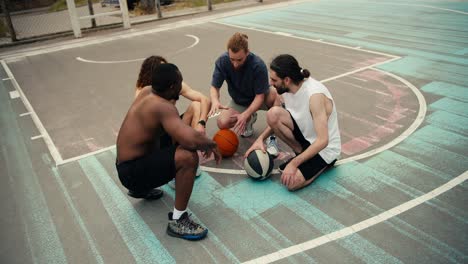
(211, 52, 269, 106)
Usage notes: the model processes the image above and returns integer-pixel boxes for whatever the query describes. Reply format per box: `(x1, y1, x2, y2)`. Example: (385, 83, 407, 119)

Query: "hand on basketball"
(201, 145, 222, 165)
(243, 138, 266, 158)
(208, 101, 228, 117)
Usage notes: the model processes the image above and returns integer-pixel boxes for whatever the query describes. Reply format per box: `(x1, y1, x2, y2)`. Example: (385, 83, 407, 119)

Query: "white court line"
(76, 34, 200, 64)
(1, 60, 63, 164)
(57, 145, 117, 166)
(31, 135, 44, 140)
(19, 112, 32, 117)
(243, 170, 468, 264)
(372, 2, 468, 15)
(213, 21, 400, 59)
(2, 77, 12, 80)
(335, 68, 426, 165)
(9, 90, 19, 99)
(320, 56, 401, 83)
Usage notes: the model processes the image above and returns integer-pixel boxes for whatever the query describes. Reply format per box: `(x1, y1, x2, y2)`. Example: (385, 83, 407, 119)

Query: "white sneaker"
(196, 165, 202, 177)
(266, 135, 279, 157)
(168, 178, 176, 189)
(241, 112, 257, 138)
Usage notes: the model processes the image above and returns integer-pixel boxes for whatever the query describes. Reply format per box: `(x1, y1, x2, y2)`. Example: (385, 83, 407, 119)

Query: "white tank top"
(282, 77, 341, 163)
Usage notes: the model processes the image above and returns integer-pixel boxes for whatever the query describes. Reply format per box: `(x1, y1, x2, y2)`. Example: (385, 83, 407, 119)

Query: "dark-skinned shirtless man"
(116, 63, 221, 240)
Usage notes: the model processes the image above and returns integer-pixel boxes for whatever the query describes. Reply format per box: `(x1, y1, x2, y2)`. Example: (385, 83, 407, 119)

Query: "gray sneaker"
(266, 135, 279, 157)
(167, 212, 208, 240)
(241, 112, 257, 138)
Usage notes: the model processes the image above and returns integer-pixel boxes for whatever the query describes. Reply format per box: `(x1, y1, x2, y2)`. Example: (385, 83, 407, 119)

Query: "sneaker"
(167, 212, 208, 240)
(196, 165, 202, 177)
(127, 188, 163, 200)
(265, 135, 279, 157)
(241, 112, 257, 138)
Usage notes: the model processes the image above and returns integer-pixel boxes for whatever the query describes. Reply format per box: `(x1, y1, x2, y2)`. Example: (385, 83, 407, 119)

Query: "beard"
(275, 84, 289, 94)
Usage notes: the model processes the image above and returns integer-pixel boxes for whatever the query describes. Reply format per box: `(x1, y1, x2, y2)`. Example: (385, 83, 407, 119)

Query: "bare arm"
(159, 102, 217, 152)
(209, 86, 228, 117)
(180, 82, 211, 122)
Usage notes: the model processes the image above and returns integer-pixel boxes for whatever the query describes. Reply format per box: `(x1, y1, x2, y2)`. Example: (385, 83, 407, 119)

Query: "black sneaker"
(127, 188, 163, 200)
(167, 212, 208, 241)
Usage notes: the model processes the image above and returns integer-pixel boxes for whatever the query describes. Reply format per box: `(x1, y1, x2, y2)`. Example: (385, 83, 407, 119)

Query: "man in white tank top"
(244, 54, 341, 191)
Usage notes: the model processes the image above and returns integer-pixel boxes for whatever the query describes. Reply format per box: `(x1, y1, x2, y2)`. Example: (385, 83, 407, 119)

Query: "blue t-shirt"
(211, 52, 269, 106)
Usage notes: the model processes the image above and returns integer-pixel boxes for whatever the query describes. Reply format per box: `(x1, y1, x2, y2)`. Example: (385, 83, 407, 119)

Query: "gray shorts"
(228, 99, 269, 113)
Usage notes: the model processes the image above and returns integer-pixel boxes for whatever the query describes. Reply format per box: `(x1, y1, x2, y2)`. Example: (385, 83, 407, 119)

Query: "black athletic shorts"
(116, 136, 176, 193)
(289, 111, 336, 181)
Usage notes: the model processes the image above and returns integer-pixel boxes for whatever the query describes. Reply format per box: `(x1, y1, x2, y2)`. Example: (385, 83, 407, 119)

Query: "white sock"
(172, 208, 186, 220)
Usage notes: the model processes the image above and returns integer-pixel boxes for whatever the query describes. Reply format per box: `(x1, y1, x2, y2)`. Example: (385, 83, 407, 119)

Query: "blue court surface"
(0, 0, 467, 263)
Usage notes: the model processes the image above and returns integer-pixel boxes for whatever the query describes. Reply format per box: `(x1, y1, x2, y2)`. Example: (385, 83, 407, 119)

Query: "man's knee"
(266, 106, 284, 126)
(188, 101, 201, 115)
(175, 148, 198, 169)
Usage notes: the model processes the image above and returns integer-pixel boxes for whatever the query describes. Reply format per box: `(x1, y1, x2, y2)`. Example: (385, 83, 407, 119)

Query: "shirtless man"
(135, 56, 211, 188)
(116, 63, 221, 240)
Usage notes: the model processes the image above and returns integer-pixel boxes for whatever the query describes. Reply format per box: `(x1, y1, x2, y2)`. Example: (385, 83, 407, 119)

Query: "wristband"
(198, 120, 206, 127)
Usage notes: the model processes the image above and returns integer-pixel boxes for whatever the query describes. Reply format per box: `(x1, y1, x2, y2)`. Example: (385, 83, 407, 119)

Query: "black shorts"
(116, 144, 177, 193)
(289, 111, 336, 180)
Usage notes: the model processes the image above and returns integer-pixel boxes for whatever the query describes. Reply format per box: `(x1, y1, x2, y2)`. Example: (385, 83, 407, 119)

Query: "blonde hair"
(227, 32, 249, 53)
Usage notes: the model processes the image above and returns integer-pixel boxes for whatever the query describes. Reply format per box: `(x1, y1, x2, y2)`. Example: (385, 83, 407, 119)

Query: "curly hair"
(136, 55, 168, 89)
(227, 32, 249, 53)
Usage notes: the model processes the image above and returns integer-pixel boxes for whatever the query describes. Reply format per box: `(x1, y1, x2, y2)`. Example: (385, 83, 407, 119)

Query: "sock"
(172, 208, 186, 220)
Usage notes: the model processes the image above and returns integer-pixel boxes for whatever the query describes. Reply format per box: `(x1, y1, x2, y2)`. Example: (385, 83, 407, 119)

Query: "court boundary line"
(242, 170, 468, 264)
(75, 34, 200, 64)
(213, 21, 400, 59)
(1, 60, 64, 164)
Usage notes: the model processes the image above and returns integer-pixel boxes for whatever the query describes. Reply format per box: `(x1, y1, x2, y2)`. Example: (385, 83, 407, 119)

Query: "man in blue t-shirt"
(208, 32, 279, 150)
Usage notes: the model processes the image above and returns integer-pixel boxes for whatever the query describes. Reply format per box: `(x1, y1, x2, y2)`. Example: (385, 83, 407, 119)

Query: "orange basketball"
(213, 129, 239, 157)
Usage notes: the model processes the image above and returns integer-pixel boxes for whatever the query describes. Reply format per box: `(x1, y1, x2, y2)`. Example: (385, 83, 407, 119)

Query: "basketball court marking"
(1, 21, 419, 167)
(1, 60, 63, 164)
(75, 34, 200, 64)
(369, 2, 468, 15)
(243, 170, 468, 264)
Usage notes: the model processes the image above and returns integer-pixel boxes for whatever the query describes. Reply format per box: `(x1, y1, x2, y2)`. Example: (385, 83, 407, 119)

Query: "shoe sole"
(166, 227, 208, 241)
(127, 190, 163, 200)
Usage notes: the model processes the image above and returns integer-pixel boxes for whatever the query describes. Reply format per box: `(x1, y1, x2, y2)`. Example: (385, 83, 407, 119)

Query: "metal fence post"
(156, 0, 162, 19)
(118, 0, 131, 28)
(87, 0, 97, 28)
(0, 0, 17, 41)
(65, 0, 82, 37)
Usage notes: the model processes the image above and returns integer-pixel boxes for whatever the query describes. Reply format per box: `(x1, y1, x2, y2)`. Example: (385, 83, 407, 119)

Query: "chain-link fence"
(0, 0, 262, 45)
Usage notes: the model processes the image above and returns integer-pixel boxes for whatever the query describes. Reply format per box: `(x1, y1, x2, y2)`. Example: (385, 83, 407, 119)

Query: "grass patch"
(49, 0, 100, 12)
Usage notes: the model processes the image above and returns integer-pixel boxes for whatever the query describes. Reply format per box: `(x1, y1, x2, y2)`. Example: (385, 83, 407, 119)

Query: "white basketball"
(244, 149, 274, 180)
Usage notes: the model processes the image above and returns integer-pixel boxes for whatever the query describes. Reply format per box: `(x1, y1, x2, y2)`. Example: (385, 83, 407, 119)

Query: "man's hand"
(195, 124, 206, 135)
(243, 138, 266, 158)
(232, 111, 250, 135)
(281, 162, 299, 189)
(203, 146, 222, 165)
(208, 101, 229, 117)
